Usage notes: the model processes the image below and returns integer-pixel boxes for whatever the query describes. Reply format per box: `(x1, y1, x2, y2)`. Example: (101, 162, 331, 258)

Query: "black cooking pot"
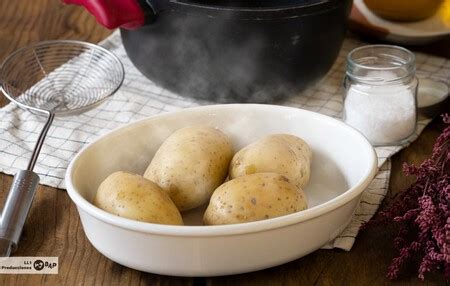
(67, 0, 352, 102)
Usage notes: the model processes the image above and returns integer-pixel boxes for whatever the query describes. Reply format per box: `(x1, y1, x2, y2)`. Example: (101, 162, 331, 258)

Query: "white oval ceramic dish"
(65, 104, 377, 277)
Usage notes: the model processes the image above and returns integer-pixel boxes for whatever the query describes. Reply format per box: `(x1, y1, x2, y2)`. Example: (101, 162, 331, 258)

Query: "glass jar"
(343, 45, 418, 146)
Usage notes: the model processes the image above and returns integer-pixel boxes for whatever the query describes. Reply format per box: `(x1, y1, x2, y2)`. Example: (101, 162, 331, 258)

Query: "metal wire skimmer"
(0, 40, 124, 257)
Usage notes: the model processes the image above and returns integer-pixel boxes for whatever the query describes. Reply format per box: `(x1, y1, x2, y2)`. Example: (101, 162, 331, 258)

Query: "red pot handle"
(63, 0, 147, 29)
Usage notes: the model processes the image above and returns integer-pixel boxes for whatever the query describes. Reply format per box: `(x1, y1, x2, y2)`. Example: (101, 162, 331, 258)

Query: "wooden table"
(0, 1, 447, 285)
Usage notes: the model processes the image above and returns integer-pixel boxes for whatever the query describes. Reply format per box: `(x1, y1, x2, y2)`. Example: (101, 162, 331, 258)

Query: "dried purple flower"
(364, 114, 450, 281)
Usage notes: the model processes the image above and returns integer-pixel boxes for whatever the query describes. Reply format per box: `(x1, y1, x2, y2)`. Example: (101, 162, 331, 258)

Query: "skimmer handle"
(0, 170, 39, 256)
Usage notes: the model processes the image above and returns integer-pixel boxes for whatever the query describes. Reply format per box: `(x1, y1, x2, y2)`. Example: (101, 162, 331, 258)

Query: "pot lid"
(170, 0, 345, 20)
(64, 0, 345, 30)
(182, 0, 334, 8)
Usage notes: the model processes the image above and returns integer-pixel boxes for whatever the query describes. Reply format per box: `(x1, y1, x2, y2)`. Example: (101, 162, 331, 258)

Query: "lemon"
(364, 0, 443, 21)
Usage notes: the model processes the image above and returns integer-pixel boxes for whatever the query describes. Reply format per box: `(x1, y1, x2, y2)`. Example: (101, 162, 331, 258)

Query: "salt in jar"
(343, 45, 418, 146)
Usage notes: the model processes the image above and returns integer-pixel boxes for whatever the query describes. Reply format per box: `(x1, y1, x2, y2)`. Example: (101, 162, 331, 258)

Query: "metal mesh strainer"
(1, 40, 124, 115)
(0, 40, 124, 257)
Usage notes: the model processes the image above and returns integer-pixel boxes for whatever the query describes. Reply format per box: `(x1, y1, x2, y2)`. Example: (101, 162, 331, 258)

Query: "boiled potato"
(95, 171, 183, 225)
(229, 134, 312, 189)
(204, 173, 307, 225)
(144, 126, 233, 211)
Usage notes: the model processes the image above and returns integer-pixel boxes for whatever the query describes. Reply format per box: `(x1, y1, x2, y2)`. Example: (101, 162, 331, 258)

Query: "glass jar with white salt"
(343, 45, 418, 146)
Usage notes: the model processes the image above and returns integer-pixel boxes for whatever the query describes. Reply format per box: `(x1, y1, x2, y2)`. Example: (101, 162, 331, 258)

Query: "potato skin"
(203, 173, 307, 225)
(95, 171, 183, 225)
(144, 126, 233, 211)
(229, 134, 312, 189)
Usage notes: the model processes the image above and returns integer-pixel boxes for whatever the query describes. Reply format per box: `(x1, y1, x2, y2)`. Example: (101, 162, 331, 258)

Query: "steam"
(121, 6, 326, 103)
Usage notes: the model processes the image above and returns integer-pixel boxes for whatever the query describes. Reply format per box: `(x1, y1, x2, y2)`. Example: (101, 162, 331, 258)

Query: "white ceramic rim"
(354, 0, 450, 38)
(65, 104, 378, 237)
(418, 78, 449, 108)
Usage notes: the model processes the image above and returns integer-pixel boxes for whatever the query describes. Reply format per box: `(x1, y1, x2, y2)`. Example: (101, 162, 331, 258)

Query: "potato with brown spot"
(144, 126, 233, 211)
(229, 134, 312, 189)
(203, 173, 307, 225)
(95, 171, 183, 225)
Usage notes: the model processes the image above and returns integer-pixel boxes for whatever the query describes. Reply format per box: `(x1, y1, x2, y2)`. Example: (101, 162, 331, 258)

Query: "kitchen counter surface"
(0, 1, 447, 285)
